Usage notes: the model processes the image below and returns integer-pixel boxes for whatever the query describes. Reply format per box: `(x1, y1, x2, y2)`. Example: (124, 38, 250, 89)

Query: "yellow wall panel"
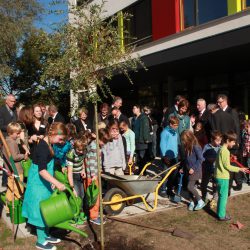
(227, 0, 242, 15)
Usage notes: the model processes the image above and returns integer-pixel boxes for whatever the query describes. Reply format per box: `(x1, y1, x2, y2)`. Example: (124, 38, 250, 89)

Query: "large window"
(247, 0, 250, 7)
(124, 0, 152, 46)
(183, 0, 196, 28)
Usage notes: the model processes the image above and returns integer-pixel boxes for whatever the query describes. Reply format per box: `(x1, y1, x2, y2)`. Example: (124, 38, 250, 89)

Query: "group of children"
(160, 117, 249, 220)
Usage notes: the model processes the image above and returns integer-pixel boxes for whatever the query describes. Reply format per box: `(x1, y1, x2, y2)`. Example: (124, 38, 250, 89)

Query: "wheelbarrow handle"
(151, 162, 181, 180)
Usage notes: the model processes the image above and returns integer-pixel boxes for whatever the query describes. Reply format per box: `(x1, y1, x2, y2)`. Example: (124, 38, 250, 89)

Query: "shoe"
(218, 215, 231, 221)
(159, 191, 168, 198)
(36, 242, 57, 250)
(188, 202, 195, 211)
(166, 190, 175, 198)
(194, 200, 206, 211)
(233, 184, 242, 191)
(90, 217, 106, 225)
(45, 236, 61, 244)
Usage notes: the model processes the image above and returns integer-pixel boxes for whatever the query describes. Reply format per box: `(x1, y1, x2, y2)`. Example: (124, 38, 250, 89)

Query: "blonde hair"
(7, 122, 22, 135)
(78, 107, 88, 117)
(98, 122, 106, 129)
(181, 130, 199, 156)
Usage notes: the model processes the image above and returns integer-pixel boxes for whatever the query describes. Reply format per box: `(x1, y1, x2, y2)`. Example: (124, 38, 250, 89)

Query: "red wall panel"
(152, 0, 181, 41)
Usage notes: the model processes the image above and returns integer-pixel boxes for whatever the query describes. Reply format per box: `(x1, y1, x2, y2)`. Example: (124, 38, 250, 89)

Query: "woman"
(27, 104, 47, 158)
(73, 107, 93, 134)
(22, 122, 67, 250)
(169, 99, 190, 144)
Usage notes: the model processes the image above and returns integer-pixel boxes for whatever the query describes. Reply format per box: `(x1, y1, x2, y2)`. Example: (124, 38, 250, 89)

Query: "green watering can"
(21, 158, 32, 177)
(54, 170, 69, 186)
(40, 186, 88, 238)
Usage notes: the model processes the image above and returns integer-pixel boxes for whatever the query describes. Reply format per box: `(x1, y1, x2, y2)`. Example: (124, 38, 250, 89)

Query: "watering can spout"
(55, 221, 88, 238)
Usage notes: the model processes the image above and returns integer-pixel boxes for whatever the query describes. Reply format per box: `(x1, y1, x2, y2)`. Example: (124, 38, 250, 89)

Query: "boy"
(159, 116, 179, 197)
(4, 122, 29, 207)
(201, 131, 222, 204)
(215, 132, 247, 221)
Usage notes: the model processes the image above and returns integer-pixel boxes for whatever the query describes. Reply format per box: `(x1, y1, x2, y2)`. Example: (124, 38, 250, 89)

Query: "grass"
(1, 193, 250, 249)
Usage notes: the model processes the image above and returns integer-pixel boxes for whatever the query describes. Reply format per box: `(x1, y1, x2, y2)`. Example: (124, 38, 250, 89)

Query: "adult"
(39, 103, 50, 124)
(131, 105, 151, 171)
(97, 103, 110, 126)
(0, 94, 17, 187)
(0, 94, 17, 137)
(48, 104, 65, 124)
(169, 99, 190, 144)
(111, 107, 130, 126)
(73, 107, 93, 134)
(162, 95, 185, 127)
(143, 106, 158, 159)
(111, 96, 122, 109)
(196, 99, 211, 136)
(217, 94, 240, 143)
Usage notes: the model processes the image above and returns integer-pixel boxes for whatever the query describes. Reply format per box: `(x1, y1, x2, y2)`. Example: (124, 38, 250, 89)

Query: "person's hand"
(39, 135, 45, 140)
(128, 157, 133, 165)
(91, 176, 97, 181)
(25, 150, 30, 155)
(239, 167, 249, 173)
(73, 188, 78, 197)
(24, 153, 29, 160)
(81, 170, 86, 179)
(179, 169, 184, 174)
(62, 167, 67, 174)
(31, 135, 38, 142)
(56, 182, 65, 191)
(189, 168, 194, 175)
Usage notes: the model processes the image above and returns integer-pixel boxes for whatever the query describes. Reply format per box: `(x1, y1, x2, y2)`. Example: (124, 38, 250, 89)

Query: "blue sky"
(35, 0, 68, 33)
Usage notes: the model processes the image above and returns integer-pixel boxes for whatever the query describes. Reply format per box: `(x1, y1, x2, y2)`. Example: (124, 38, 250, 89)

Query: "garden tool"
(108, 216, 194, 239)
(40, 186, 88, 238)
(171, 173, 184, 203)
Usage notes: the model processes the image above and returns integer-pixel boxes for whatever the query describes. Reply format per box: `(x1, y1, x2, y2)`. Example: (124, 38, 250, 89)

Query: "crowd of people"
(0, 93, 249, 250)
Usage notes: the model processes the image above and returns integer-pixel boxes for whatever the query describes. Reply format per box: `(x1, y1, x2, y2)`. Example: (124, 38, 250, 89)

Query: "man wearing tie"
(0, 94, 18, 187)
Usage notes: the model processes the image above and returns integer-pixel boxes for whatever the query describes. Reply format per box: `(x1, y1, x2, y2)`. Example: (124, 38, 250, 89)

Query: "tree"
(0, 0, 42, 92)
(40, 1, 144, 249)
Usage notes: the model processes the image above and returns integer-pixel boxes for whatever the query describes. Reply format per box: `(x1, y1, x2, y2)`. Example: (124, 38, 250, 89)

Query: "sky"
(35, 0, 68, 33)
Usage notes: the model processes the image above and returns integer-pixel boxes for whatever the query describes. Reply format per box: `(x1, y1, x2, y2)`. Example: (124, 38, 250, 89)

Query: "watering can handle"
(52, 186, 80, 217)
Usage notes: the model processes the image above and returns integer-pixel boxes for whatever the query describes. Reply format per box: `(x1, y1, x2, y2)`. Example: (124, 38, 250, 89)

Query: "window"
(124, 0, 152, 46)
(247, 0, 250, 7)
(198, 0, 227, 25)
(183, 0, 196, 28)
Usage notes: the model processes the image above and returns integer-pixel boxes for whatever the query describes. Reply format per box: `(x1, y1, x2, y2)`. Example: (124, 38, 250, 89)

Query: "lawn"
(1, 193, 250, 249)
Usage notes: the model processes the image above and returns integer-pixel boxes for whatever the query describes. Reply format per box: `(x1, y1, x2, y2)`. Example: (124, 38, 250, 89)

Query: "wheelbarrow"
(102, 162, 180, 215)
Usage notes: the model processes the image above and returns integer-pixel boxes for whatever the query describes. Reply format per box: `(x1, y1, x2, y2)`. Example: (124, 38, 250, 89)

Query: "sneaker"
(188, 202, 195, 211)
(90, 217, 106, 225)
(218, 215, 231, 222)
(159, 191, 168, 198)
(45, 236, 61, 244)
(194, 200, 206, 211)
(36, 242, 57, 250)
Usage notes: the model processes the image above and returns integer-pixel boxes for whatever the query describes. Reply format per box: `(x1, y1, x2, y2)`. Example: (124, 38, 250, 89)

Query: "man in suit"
(217, 94, 242, 191)
(111, 96, 123, 109)
(196, 98, 211, 140)
(48, 104, 65, 124)
(111, 107, 130, 126)
(0, 94, 17, 187)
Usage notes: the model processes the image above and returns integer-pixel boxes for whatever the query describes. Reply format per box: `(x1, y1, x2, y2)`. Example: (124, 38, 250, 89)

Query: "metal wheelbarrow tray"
(102, 162, 180, 215)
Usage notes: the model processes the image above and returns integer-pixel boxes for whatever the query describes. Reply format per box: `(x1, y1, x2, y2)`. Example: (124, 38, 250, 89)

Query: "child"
(201, 131, 222, 202)
(215, 132, 247, 221)
(194, 122, 208, 149)
(242, 120, 250, 184)
(22, 122, 66, 250)
(53, 123, 76, 173)
(85, 128, 110, 225)
(181, 130, 205, 211)
(119, 120, 135, 165)
(4, 123, 29, 206)
(159, 116, 179, 197)
(102, 120, 126, 175)
(66, 137, 87, 199)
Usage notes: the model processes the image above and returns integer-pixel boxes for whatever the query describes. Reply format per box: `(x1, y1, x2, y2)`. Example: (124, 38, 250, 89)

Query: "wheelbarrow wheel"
(103, 188, 126, 215)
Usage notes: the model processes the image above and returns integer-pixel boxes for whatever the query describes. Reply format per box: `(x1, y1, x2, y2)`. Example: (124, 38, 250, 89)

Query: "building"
(72, 0, 250, 116)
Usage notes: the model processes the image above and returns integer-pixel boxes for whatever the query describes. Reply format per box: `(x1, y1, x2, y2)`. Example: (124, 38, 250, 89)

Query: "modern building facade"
(72, 0, 250, 115)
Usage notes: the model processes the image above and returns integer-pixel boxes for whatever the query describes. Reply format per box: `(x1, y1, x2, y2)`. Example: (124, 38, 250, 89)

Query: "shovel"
(108, 216, 194, 239)
(171, 173, 184, 203)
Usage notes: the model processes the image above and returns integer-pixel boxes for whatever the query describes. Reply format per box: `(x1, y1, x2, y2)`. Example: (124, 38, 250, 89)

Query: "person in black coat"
(0, 94, 17, 187)
(73, 107, 93, 134)
(0, 94, 18, 137)
(48, 104, 65, 124)
(111, 107, 130, 126)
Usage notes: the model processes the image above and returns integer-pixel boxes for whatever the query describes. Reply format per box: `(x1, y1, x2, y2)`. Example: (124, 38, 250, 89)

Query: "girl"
(102, 120, 126, 175)
(85, 128, 111, 225)
(22, 122, 67, 250)
(215, 132, 247, 221)
(119, 120, 135, 165)
(181, 130, 205, 211)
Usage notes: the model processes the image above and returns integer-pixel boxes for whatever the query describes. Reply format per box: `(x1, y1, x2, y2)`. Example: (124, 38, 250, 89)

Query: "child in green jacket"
(215, 132, 247, 221)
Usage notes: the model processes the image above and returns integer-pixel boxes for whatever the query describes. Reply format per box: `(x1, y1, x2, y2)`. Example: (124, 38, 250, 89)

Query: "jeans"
(187, 180, 202, 202)
(201, 169, 217, 200)
(73, 173, 84, 199)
